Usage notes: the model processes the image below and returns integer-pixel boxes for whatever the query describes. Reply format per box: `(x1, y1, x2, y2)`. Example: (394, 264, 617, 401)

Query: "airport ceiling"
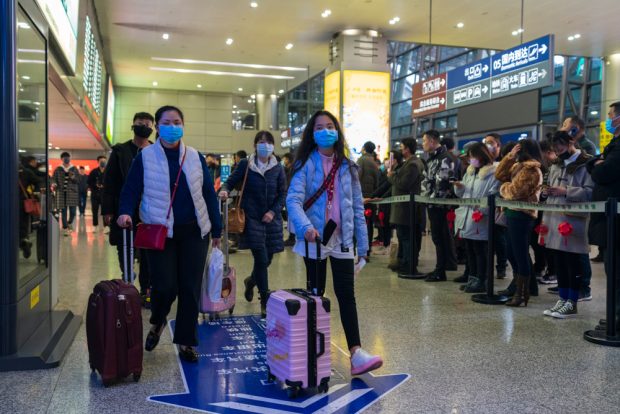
(95, 0, 620, 95)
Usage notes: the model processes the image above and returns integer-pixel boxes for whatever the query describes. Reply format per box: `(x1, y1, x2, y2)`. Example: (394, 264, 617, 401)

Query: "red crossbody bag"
(134, 149, 187, 250)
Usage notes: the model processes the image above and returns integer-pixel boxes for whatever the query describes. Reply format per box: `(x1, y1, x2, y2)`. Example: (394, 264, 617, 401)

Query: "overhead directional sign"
(412, 34, 554, 117)
(412, 73, 447, 117)
(149, 317, 409, 413)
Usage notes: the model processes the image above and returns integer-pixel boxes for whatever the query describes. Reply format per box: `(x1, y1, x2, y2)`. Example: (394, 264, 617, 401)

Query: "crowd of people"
(28, 102, 620, 372)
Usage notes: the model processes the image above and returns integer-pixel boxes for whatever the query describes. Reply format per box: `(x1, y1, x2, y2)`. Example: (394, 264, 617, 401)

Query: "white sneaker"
(350, 348, 383, 376)
(543, 300, 565, 316)
(103, 226, 110, 234)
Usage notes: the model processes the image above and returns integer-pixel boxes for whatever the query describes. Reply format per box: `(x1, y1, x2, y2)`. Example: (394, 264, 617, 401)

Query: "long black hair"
(293, 110, 350, 172)
(515, 138, 543, 164)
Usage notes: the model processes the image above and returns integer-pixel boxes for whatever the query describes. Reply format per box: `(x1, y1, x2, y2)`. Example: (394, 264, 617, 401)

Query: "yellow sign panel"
(30, 285, 40, 309)
(342, 70, 391, 160)
(600, 121, 614, 152)
(324, 71, 341, 121)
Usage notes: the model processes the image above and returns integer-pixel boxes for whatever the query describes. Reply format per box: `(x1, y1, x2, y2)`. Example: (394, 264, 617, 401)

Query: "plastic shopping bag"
(205, 247, 224, 302)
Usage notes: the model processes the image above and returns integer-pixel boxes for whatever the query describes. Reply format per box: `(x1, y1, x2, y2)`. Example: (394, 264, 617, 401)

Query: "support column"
(603, 54, 620, 110)
(256, 93, 274, 131)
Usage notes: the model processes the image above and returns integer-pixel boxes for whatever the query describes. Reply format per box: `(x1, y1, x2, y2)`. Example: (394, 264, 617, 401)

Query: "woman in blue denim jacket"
(286, 110, 383, 376)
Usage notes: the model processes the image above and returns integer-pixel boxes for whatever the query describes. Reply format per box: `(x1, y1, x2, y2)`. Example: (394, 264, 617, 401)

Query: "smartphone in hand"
(322, 219, 337, 246)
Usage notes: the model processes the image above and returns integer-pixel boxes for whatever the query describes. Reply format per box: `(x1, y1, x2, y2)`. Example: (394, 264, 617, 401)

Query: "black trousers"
(303, 256, 361, 350)
(552, 249, 580, 302)
(146, 223, 209, 346)
(91, 195, 102, 226)
(116, 244, 151, 295)
(465, 239, 488, 281)
(251, 246, 274, 300)
(428, 208, 457, 273)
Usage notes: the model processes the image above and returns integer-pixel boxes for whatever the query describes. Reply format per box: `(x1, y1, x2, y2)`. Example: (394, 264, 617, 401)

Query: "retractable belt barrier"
(370, 194, 620, 346)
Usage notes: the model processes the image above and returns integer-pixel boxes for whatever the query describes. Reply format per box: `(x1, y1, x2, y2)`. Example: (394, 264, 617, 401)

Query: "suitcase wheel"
(133, 373, 141, 382)
(318, 382, 329, 393)
(102, 379, 115, 388)
(208, 313, 216, 322)
(287, 386, 300, 399)
(228, 305, 235, 315)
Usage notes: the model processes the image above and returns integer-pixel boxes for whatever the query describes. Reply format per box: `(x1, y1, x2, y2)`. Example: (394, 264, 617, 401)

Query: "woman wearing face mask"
(219, 131, 286, 318)
(287, 110, 383, 376)
(540, 131, 593, 318)
(453, 143, 500, 293)
(117, 105, 222, 363)
(495, 139, 544, 307)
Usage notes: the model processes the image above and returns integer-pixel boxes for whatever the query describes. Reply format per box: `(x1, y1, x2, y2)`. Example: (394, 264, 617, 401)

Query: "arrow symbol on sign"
(440, 78, 446, 87)
(540, 69, 547, 78)
(482, 85, 489, 94)
(440, 97, 445, 104)
(483, 65, 489, 73)
(540, 44, 548, 55)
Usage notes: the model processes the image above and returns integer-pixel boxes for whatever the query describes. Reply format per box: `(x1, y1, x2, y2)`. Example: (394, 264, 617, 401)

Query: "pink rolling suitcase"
(200, 201, 236, 321)
(266, 239, 331, 398)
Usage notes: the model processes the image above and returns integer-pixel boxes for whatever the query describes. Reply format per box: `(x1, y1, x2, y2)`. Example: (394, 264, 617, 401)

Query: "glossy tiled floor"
(1, 214, 620, 413)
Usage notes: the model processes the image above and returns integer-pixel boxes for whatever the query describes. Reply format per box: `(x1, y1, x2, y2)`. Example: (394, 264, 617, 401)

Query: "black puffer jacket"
(587, 135, 620, 247)
(221, 156, 286, 254)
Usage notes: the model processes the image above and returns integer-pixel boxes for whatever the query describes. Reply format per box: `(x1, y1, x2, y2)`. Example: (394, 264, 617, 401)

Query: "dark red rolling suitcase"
(86, 229, 143, 386)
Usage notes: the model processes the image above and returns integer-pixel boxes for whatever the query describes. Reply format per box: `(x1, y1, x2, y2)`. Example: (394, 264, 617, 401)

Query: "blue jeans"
(506, 214, 535, 276)
(78, 193, 87, 215)
(61, 206, 77, 229)
(251, 246, 273, 301)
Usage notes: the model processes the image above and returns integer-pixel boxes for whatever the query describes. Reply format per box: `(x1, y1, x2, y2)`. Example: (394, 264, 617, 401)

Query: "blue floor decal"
(148, 316, 409, 413)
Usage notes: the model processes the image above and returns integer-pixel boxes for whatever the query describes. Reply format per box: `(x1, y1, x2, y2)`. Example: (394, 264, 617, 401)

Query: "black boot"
(498, 279, 516, 297)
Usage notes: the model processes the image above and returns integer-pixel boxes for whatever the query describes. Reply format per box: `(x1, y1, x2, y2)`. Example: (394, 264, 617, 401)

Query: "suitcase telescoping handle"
(122, 228, 134, 284)
(304, 237, 322, 296)
(222, 199, 229, 271)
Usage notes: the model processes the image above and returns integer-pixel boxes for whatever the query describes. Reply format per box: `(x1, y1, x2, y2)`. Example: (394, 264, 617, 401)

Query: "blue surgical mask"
(158, 124, 184, 143)
(605, 115, 620, 135)
(313, 129, 338, 148)
(256, 143, 274, 158)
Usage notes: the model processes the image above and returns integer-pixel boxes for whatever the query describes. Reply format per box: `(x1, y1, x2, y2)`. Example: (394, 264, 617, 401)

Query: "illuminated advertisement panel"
(105, 78, 115, 144)
(342, 70, 390, 160)
(324, 71, 341, 121)
(36, 0, 79, 72)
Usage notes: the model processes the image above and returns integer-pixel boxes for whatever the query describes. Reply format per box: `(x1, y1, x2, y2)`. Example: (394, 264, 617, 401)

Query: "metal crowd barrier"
(370, 192, 620, 348)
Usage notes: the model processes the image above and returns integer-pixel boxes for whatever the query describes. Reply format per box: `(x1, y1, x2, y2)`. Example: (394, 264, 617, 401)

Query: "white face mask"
(469, 158, 481, 168)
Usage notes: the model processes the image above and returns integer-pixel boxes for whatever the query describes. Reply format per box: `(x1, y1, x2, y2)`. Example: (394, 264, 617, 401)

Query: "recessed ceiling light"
(512, 28, 524, 36)
(250, 1, 258, 7)
(152, 81, 158, 86)
(574, 33, 581, 39)
(197, 84, 202, 88)
(238, 87, 243, 91)
(250, 94, 256, 99)
(389, 16, 400, 25)
(54, 147, 60, 150)
(247, 99, 252, 103)
(22, 75, 30, 80)
(285, 43, 294, 50)
(162, 33, 170, 40)
(591, 110, 599, 115)
(568, 36, 575, 41)
(226, 38, 234, 45)
(278, 89, 284, 94)
(233, 105, 237, 108)
(321, 9, 332, 18)
(456, 22, 464, 28)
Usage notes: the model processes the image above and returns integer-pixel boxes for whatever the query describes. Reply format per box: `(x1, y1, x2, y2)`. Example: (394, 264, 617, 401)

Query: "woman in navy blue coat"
(219, 131, 286, 317)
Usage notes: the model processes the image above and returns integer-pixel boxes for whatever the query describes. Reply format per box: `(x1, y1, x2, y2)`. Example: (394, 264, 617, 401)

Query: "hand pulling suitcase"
(266, 238, 331, 398)
(86, 229, 143, 387)
(201, 200, 236, 320)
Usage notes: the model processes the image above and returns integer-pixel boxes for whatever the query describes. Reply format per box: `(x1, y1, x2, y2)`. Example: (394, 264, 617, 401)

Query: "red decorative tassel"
(535, 223, 549, 246)
(447, 210, 456, 230)
(558, 221, 573, 247)
(471, 210, 483, 234)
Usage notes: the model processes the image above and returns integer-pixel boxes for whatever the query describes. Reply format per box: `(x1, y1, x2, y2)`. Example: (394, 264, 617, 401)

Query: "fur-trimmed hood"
(466, 163, 496, 179)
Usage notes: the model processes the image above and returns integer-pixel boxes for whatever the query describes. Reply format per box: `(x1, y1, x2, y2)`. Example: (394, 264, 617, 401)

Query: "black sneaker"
(591, 254, 604, 263)
(496, 269, 507, 280)
(578, 290, 592, 302)
(547, 286, 559, 294)
(425, 272, 447, 282)
(244, 277, 256, 302)
(539, 273, 557, 285)
(453, 273, 469, 283)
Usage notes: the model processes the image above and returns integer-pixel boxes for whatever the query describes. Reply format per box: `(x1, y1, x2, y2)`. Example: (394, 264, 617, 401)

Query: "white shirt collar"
(564, 149, 581, 166)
